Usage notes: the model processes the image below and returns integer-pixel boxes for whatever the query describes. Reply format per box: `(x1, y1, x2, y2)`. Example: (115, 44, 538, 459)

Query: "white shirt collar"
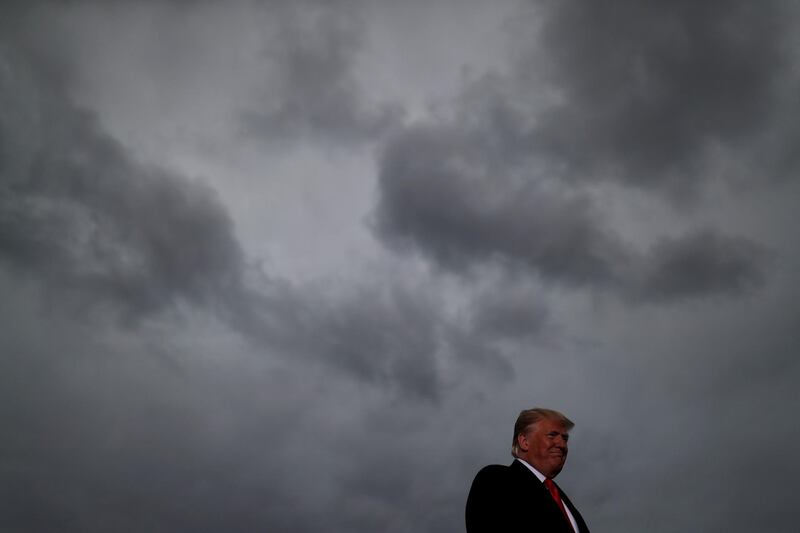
(514, 457, 548, 482)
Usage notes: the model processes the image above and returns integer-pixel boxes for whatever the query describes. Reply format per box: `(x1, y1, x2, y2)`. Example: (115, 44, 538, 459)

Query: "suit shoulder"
(470, 464, 510, 486)
(466, 465, 513, 532)
(474, 464, 508, 477)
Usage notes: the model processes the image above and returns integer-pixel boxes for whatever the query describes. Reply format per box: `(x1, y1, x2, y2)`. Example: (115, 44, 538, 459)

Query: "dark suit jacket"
(465, 459, 590, 533)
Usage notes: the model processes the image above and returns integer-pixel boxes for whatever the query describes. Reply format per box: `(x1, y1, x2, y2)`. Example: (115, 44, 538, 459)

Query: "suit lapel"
(553, 481, 590, 533)
(509, 461, 577, 533)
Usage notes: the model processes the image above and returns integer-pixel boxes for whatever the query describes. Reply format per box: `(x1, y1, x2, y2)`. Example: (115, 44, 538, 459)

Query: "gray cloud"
(238, 278, 450, 400)
(469, 282, 549, 342)
(2, 2, 800, 533)
(0, 45, 247, 321)
(637, 229, 766, 301)
(370, 0, 794, 301)
(373, 124, 627, 287)
(528, 0, 800, 192)
(0, 8, 448, 400)
(0, 284, 327, 533)
(0, 272, 507, 533)
(241, 0, 403, 146)
(373, 122, 765, 300)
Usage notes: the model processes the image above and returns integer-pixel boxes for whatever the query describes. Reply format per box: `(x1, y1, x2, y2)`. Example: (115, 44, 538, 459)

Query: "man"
(465, 408, 591, 533)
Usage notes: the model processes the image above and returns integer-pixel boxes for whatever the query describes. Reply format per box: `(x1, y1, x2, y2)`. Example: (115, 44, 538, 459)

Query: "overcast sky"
(2, 1, 799, 532)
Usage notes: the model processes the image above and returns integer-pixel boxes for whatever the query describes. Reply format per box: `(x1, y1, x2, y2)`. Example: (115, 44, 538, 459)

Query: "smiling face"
(517, 417, 570, 478)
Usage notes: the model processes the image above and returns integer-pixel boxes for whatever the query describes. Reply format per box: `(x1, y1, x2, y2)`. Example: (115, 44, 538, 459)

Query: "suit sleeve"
(465, 466, 510, 533)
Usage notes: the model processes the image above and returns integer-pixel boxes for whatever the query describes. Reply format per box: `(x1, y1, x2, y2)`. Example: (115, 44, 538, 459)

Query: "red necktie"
(544, 478, 573, 530)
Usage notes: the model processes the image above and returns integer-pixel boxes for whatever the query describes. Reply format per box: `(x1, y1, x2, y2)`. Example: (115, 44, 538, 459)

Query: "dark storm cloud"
(373, 123, 765, 300)
(0, 46, 246, 320)
(373, 125, 626, 287)
(372, 0, 792, 300)
(637, 229, 765, 301)
(469, 283, 548, 342)
(0, 4, 447, 399)
(0, 10, 466, 530)
(237, 279, 449, 399)
(0, 286, 328, 533)
(4, 2, 799, 533)
(528, 0, 800, 193)
(241, 0, 403, 145)
(0, 273, 503, 533)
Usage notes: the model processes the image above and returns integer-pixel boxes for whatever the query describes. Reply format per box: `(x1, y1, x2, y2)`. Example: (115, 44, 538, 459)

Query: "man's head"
(511, 408, 574, 479)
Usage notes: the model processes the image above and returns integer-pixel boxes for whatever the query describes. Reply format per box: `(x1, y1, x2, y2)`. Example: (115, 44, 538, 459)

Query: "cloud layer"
(2, 1, 800, 532)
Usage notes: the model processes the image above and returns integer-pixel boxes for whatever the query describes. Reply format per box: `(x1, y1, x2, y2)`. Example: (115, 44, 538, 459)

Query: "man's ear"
(517, 433, 529, 452)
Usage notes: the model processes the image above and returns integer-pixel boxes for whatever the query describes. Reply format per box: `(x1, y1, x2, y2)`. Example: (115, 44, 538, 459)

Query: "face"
(517, 418, 570, 478)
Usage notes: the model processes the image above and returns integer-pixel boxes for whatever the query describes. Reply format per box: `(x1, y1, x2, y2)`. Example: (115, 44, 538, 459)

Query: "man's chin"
(549, 459, 565, 475)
